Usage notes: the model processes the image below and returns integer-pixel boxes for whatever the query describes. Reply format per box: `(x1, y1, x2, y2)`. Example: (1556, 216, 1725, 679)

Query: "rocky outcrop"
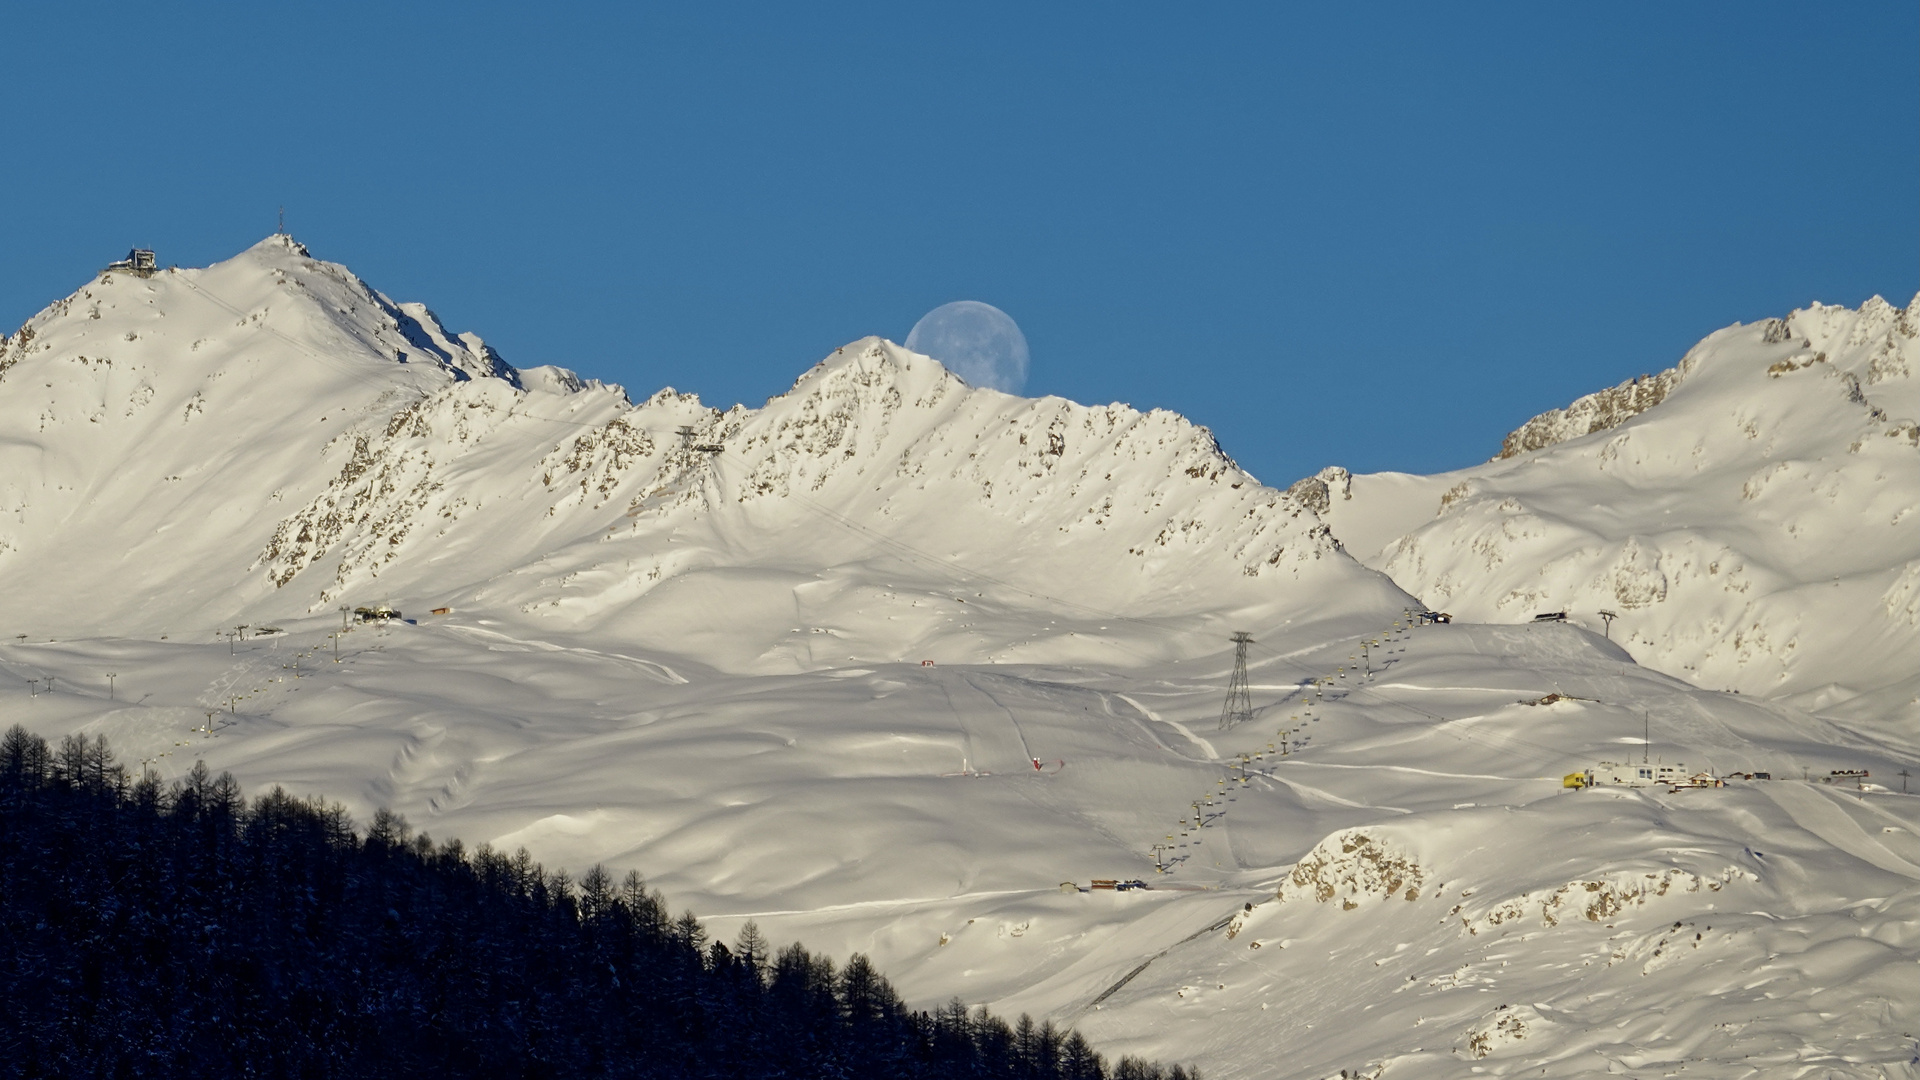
(1285, 466, 1352, 515)
(1496, 366, 1691, 459)
(1278, 830, 1426, 909)
(1460, 867, 1749, 934)
(1327, 297, 1919, 719)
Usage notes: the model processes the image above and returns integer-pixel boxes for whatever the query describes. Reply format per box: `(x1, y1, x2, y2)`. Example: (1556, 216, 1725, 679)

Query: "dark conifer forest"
(0, 727, 1196, 1079)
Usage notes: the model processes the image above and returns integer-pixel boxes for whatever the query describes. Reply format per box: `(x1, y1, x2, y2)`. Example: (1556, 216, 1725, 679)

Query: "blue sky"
(3, 2, 1914, 483)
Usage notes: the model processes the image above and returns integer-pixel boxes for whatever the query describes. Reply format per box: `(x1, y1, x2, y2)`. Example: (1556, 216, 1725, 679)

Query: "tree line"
(0, 727, 1196, 1079)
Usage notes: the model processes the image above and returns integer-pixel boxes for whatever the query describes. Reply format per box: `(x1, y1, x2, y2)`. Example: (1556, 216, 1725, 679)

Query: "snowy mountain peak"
(1319, 294, 1919, 727)
(1492, 293, 1920, 462)
(238, 231, 312, 261)
(0, 240, 1400, 663)
(6, 241, 1918, 1079)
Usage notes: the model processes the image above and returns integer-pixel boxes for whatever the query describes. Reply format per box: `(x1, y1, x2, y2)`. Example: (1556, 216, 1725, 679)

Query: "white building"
(106, 248, 157, 274)
(1585, 761, 1691, 788)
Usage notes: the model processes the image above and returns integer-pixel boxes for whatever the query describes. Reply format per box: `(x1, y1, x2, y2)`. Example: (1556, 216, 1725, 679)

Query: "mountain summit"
(4, 240, 1917, 1077)
(0, 238, 1397, 664)
(1314, 294, 1920, 729)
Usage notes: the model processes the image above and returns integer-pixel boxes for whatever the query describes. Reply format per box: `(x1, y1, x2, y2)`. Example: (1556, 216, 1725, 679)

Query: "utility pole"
(340, 606, 351, 634)
(1217, 632, 1255, 731)
(1901, 769, 1911, 795)
(27, 679, 37, 698)
(107, 673, 116, 700)
(1599, 609, 1618, 640)
(1644, 711, 1650, 765)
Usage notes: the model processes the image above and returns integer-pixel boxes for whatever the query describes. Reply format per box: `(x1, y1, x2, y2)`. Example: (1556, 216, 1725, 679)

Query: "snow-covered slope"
(0, 236, 1396, 667)
(1313, 297, 1920, 731)
(4, 241, 1916, 1077)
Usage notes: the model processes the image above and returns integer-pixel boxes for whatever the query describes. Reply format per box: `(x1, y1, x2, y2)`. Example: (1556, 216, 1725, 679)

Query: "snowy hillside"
(1312, 297, 1920, 732)
(0, 236, 1396, 666)
(3, 240, 1916, 1077)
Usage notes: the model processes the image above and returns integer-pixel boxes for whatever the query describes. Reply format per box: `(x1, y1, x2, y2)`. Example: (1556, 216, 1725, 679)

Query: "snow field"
(1318, 295, 1920, 729)
(3, 238, 1916, 1075)
(3, 611, 1914, 1076)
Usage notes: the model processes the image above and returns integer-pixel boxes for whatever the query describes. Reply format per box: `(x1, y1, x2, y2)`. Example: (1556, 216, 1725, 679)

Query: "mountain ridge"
(1315, 293, 1920, 728)
(3, 238, 1916, 1077)
(1, 238, 1394, 668)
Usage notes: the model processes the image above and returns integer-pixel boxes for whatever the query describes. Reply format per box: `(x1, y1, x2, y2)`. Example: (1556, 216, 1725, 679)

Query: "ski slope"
(3, 239, 1915, 1077)
(1311, 295, 1920, 735)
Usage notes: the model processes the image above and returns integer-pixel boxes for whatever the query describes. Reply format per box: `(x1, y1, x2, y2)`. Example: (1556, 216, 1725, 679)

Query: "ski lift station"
(1569, 761, 1694, 788)
(106, 248, 157, 275)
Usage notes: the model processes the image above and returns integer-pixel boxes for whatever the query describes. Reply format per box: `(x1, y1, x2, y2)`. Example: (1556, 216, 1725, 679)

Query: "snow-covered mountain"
(0, 236, 1396, 666)
(1311, 296, 1920, 733)
(3, 240, 1915, 1077)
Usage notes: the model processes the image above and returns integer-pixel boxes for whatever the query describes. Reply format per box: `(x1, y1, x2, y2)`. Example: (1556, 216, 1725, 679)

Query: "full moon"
(904, 301, 1030, 393)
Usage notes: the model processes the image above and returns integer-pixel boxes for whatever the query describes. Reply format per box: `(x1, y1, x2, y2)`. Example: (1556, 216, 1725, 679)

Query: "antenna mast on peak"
(277, 206, 286, 236)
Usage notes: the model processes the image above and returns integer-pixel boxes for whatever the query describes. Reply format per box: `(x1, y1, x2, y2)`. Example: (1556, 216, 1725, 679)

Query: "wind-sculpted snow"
(8, 604, 1917, 1077)
(238, 332, 1363, 675)
(1318, 294, 1920, 729)
(0, 237, 1376, 660)
(3, 239, 1916, 1077)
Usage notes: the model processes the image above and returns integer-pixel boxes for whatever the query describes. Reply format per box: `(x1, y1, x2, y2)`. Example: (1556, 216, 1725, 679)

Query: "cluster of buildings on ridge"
(1567, 764, 1874, 790)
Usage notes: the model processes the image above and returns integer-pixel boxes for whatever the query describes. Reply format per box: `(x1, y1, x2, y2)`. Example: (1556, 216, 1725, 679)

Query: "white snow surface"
(2, 239, 1916, 1077)
(1314, 297, 1920, 737)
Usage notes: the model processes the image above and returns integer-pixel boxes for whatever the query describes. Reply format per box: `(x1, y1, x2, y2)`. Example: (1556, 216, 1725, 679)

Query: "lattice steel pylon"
(1218, 632, 1255, 731)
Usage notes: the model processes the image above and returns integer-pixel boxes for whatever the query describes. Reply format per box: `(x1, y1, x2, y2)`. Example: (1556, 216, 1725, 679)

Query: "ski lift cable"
(704, 452, 1169, 658)
(174, 274, 1589, 769)
(176, 276, 424, 398)
(179, 276, 615, 432)
(711, 452, 1579, 763)
(1245, 637, 1599, 762)
(185, 276, 781, 443)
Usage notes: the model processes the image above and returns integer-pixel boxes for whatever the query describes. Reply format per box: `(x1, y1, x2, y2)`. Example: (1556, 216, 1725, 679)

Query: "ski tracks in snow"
(1759, 782, 1920, 880)
(932, 670, 1034, 775)
(1111, 693, 1217, 761)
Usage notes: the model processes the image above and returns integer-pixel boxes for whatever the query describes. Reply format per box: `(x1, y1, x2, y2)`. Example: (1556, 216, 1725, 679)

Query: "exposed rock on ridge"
(1313, 294, 1920, 725)
(1496, 366, 1691, 459)
(0, 237, 1405, 661)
